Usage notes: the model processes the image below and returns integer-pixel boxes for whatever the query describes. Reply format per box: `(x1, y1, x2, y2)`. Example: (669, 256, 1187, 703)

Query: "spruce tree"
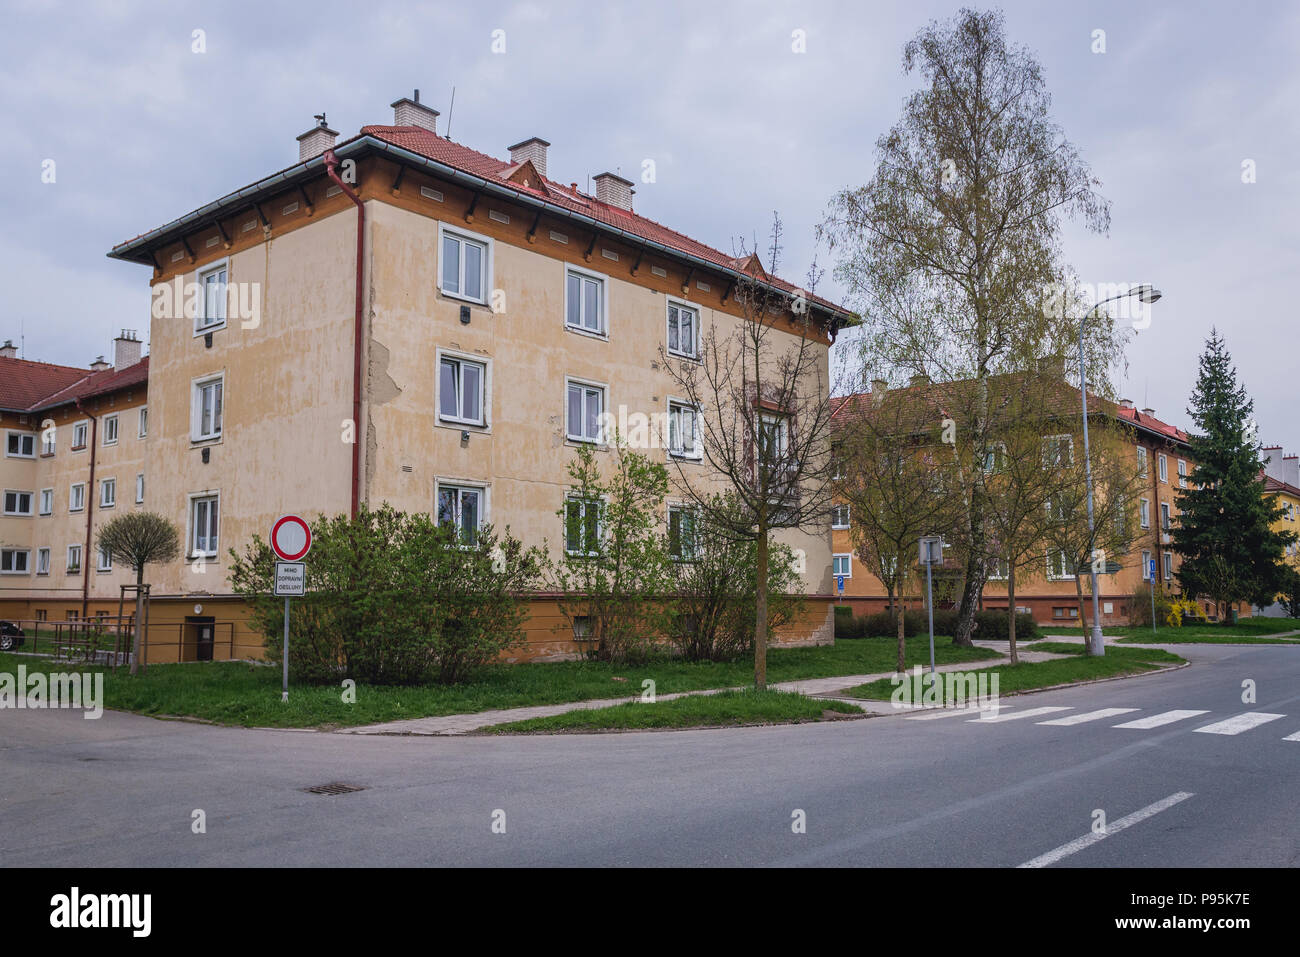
(1171, 329, 1293, 617)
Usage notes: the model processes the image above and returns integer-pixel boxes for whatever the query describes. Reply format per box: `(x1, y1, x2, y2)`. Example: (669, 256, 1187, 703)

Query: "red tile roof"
(0, 356, 148, 413)
(1116, 405, 1189, 443)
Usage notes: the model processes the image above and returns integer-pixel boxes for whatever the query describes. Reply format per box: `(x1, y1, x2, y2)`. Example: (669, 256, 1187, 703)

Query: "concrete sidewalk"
(341, 643, 1073, 736)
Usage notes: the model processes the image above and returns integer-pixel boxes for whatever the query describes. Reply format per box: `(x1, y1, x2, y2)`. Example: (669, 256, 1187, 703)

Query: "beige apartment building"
(71, 93, 850, 661)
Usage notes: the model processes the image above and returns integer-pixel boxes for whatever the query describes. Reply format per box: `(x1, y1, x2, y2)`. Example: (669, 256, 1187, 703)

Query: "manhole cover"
(302, 782, 367, 796)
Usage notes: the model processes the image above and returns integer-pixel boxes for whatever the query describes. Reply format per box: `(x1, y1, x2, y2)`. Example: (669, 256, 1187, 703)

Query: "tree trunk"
(129, 566, 144, 675)
(953, 552, 983, 647)
(896, 595, 906, 674)
(754, 526, 769, 691)
(1007, 564, 1019, 665)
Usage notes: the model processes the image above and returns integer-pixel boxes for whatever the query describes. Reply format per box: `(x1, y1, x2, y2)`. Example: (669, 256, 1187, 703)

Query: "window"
(439, 227, 489, 304)
(136, 474, 145, 504)
(5, 431, 35, 458)
(566, 380, 605, 444)
(3, 490, 33, 516)
(667, 301, 699, 358)
(103, 414, 119, 446)
(41, 428, 55, 456)
(564, 497, 601, 555)
(986, 557, 1008, 580)
(69, 483, 85, 512)
(1141, 549, 1152, 581)
(197, 260, 228, 330)
(565, 267, 605, 335)
(1042, 434, 1074, 467)
(97, 546, 113, 573)
(67, 545, 82, 574)
(831, 504, 850, 529)
(1052, 606, 1079, 620)
(100, 478, 116, 508)
(39, 488, 53, 516)
(832, 553, 852, 578)
(758, 413, 790, 475)
(1177, 459, 1187, 488)
(72, 421, 88, 450)
(668, 506, 697, 560)
(138, 407, 149, 438)
(1158, 453, 1168, 483)
(189, 495, 219, 558)
(0, 549, 30, 574)
(1048, 549, 1074, 580)
(667, 401, 700, 458)
(1163, 551, 1173, 580)
(436, 484, 484, 546)
(983, 442, 1007, 473)
(1136, 446, 1148, 477)
(1160, 502, 1171, 531)
(192, 375, 224, 441)
(438, 355, 486, 426)
(1139, 498, 1150, 528)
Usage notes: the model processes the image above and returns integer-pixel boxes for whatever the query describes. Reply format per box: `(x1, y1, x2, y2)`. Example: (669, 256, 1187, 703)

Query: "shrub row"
(835, 607, 1041, 641)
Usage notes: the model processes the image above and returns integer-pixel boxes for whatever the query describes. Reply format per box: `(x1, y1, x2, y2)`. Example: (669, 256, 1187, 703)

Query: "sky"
(3, 0, 1297, 443)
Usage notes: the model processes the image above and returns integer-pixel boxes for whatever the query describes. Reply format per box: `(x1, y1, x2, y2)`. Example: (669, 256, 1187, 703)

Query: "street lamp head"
(1135, 284, 1162, 304)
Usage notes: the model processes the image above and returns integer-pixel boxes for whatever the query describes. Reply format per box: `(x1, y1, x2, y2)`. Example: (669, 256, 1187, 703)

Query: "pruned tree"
(94, 511, 181, 674)
(660, 213, 841, 689)
(821, 8, 1124, 646)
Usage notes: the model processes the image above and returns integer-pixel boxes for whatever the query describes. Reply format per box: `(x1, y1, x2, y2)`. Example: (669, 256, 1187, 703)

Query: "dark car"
(0, 620, 25, 651)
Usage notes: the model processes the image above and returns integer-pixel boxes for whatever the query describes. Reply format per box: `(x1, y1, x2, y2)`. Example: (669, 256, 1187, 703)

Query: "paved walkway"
(342, 643, 1074, 736)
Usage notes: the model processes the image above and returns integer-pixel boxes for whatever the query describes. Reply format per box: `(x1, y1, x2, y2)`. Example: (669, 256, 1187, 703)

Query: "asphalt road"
(2, 643, 1297, 867)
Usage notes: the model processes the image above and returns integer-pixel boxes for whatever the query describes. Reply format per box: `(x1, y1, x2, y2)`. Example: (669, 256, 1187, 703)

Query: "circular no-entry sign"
(270, 515, 312, 561)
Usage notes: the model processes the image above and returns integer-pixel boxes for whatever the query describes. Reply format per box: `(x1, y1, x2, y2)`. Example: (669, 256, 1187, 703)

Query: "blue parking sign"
(1148, 559, 1157, 580)
(837, 575, 845, 594)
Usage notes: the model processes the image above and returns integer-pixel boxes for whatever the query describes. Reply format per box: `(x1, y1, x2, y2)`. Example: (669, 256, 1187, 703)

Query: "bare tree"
(660, 214, 842, 689)
(95, 511, 181, 674)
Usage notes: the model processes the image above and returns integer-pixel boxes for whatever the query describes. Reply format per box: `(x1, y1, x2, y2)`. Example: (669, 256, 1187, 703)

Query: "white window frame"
(832, 553, 853, 578)
(1158, 453, 1168, 483)
(1139, 497, 1150, 529)
(1163, 551, 1173, 580)
(100, 478, 116, 509)
(667, 504, 698, 561)
(986, 556, 1009, 580)
(5, 430, 35, 459)
(3, 489, 33, 516)
(757, 412, 791, 475)
(565, 377, 607, 445)
(983, 442, 1007, 473)
(102, 414, 119, 446)
(1136, 446, 1148, 478)
(39, 488, 53, 516)
(1042, 434, 1074, 468)
(563, 495, 602, 556)
(36, 547, 50, 576)
(138, 406, 149, 438)
(1160, 501, 1171, 531)
(135, 473, 145, 504)
(66, 544, 82, 574)
(831, 503, 851, 529)
(71, 420, 89, 451)
(666, 399, 702, 459)
(41, 427, 55, 456)
(195, 258, 229, 334)
(563, 263, 609, 338)
(1177, 458, 1187, 488)
(1047, 549, 1075, 581)
(666, 298, 700, 359)
(436, 349, 489, 428)
(435, 480, 488, 546)
(437, 224, 493, 306)
(187, 492, 221, 560)
(97, 545, 113, 573)
(0, 548, 31, 575)
(69, 483, 85, 513)
(191, 373, 225, 442)
(1141, 549, 1152, 581)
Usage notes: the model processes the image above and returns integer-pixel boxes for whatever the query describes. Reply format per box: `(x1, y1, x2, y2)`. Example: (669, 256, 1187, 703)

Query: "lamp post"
(1077, 283, 1162, 657)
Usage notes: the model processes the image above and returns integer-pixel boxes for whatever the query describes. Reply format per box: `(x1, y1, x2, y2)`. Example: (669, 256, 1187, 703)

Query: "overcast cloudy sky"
(3, 0, 1297, 441)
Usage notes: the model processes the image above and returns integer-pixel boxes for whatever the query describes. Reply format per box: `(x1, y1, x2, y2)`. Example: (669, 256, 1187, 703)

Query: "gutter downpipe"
(74, 398, 96, 619)
(323, 149, 365, 520)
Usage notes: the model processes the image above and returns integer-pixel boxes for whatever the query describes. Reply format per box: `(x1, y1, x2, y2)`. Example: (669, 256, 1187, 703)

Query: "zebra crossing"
(903, 703, 1300, 740)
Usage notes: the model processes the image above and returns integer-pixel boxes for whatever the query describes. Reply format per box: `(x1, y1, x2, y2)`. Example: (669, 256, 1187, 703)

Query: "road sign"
(836, 575, 845, 595)
(1148, 559, 1157, 580)
(274, 562, 305, 597)
(271, 514, 312, 561)
(919, 535, 944, 565)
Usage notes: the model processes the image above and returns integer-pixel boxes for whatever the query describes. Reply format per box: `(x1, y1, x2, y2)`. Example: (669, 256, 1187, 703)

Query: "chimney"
(391, 89, 439, 134)
(1284, 455, 1299, 489)
(593, 171, 634, 211)
(0, 339, 15, 359)
(508, 137, 550, 179)
(1119, 398, 1135, 410)
(113, 329, 142, 371)
(297, 113, 339, 162)
(1141, 407, 1156, 417)
(871, 379, 888, 407)
(1262, 446, 1284, 481)
(909, 373, 931, 389)
(89, 355, 111, 372)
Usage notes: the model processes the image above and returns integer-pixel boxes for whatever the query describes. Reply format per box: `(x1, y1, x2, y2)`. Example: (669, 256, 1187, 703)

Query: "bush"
(229, 505, 542, 685)
(834, 606, 861, 640)
(1129, 583, 1174, 628)
(970, 610, 1041, 641)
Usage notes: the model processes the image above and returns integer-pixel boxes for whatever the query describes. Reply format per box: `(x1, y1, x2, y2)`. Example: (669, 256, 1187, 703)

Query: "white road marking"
(906, 705, 1009, 720)
(968, 706, 1071, 724)
(1282, 730, 1300, 742)
(1038, 708, 1139, 726)
(1192, 712, 1286, 736)
(1018, 792, 1195, 869)
(1114, 710, 1209, 729)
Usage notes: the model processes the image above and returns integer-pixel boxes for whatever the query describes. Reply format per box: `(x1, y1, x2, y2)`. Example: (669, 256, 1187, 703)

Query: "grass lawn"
(0, 636, 998, 729)
(480, 689, 864, 734)
(1043, 618, 1300, 642)
(840, 642, 1186, 702)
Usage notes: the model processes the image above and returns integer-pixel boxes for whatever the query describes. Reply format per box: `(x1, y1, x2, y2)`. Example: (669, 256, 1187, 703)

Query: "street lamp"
(1078, 283, 1162, 657)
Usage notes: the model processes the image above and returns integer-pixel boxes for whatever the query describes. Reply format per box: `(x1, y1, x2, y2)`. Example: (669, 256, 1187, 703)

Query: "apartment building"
(0, 334, 150, 622)
(1258, 446, 1300, 614)
(828, 380, 1195, 626)
(98, 94, 853, 661)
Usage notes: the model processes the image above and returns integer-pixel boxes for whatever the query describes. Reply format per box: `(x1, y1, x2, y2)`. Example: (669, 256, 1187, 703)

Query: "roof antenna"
(445, 85, 456, 140)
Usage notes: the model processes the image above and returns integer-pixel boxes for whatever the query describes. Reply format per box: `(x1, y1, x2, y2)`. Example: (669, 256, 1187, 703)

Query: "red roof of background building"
(0, 355, 148, 413)
(1115, 405, 1189, 443)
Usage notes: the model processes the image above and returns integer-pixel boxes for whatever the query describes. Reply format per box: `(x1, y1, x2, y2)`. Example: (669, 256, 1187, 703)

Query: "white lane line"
(906, 706, 1009, 721)
(1192, 712, 1286, 736)
(1282, 730, 1300, 742)
(968, 706, 1071, 724)
(1038, 708, 1139, 726)
(1114, 710, 1209, 729)
(1018, 792, 1195, 869)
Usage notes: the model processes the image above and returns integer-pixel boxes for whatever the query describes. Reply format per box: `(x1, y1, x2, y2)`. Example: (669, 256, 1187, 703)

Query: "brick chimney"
(593, 171, 634, 211)
(391, 90, 439, 134)
(909, 373, 931, 388)
(508, 137, 550, 178)
(297, 113, 338, 162)
(0, 339, 15, 359)
(871, 379, 888, 407)
(113, 329, 142, 371)
(89, 355, 111, 371)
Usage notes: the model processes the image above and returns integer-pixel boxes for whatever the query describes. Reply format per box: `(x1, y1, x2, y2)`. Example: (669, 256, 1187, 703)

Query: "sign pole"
(269, 515, 312, 704)
(1151, 559, 1158, 634)
(926, 553, 936, 679)
(282, 596, 290, 702)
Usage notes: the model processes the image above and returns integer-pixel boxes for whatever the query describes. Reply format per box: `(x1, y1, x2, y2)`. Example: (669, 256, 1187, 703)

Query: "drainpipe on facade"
(74, 398, 97, 619)
(322, 148, 365, 520)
